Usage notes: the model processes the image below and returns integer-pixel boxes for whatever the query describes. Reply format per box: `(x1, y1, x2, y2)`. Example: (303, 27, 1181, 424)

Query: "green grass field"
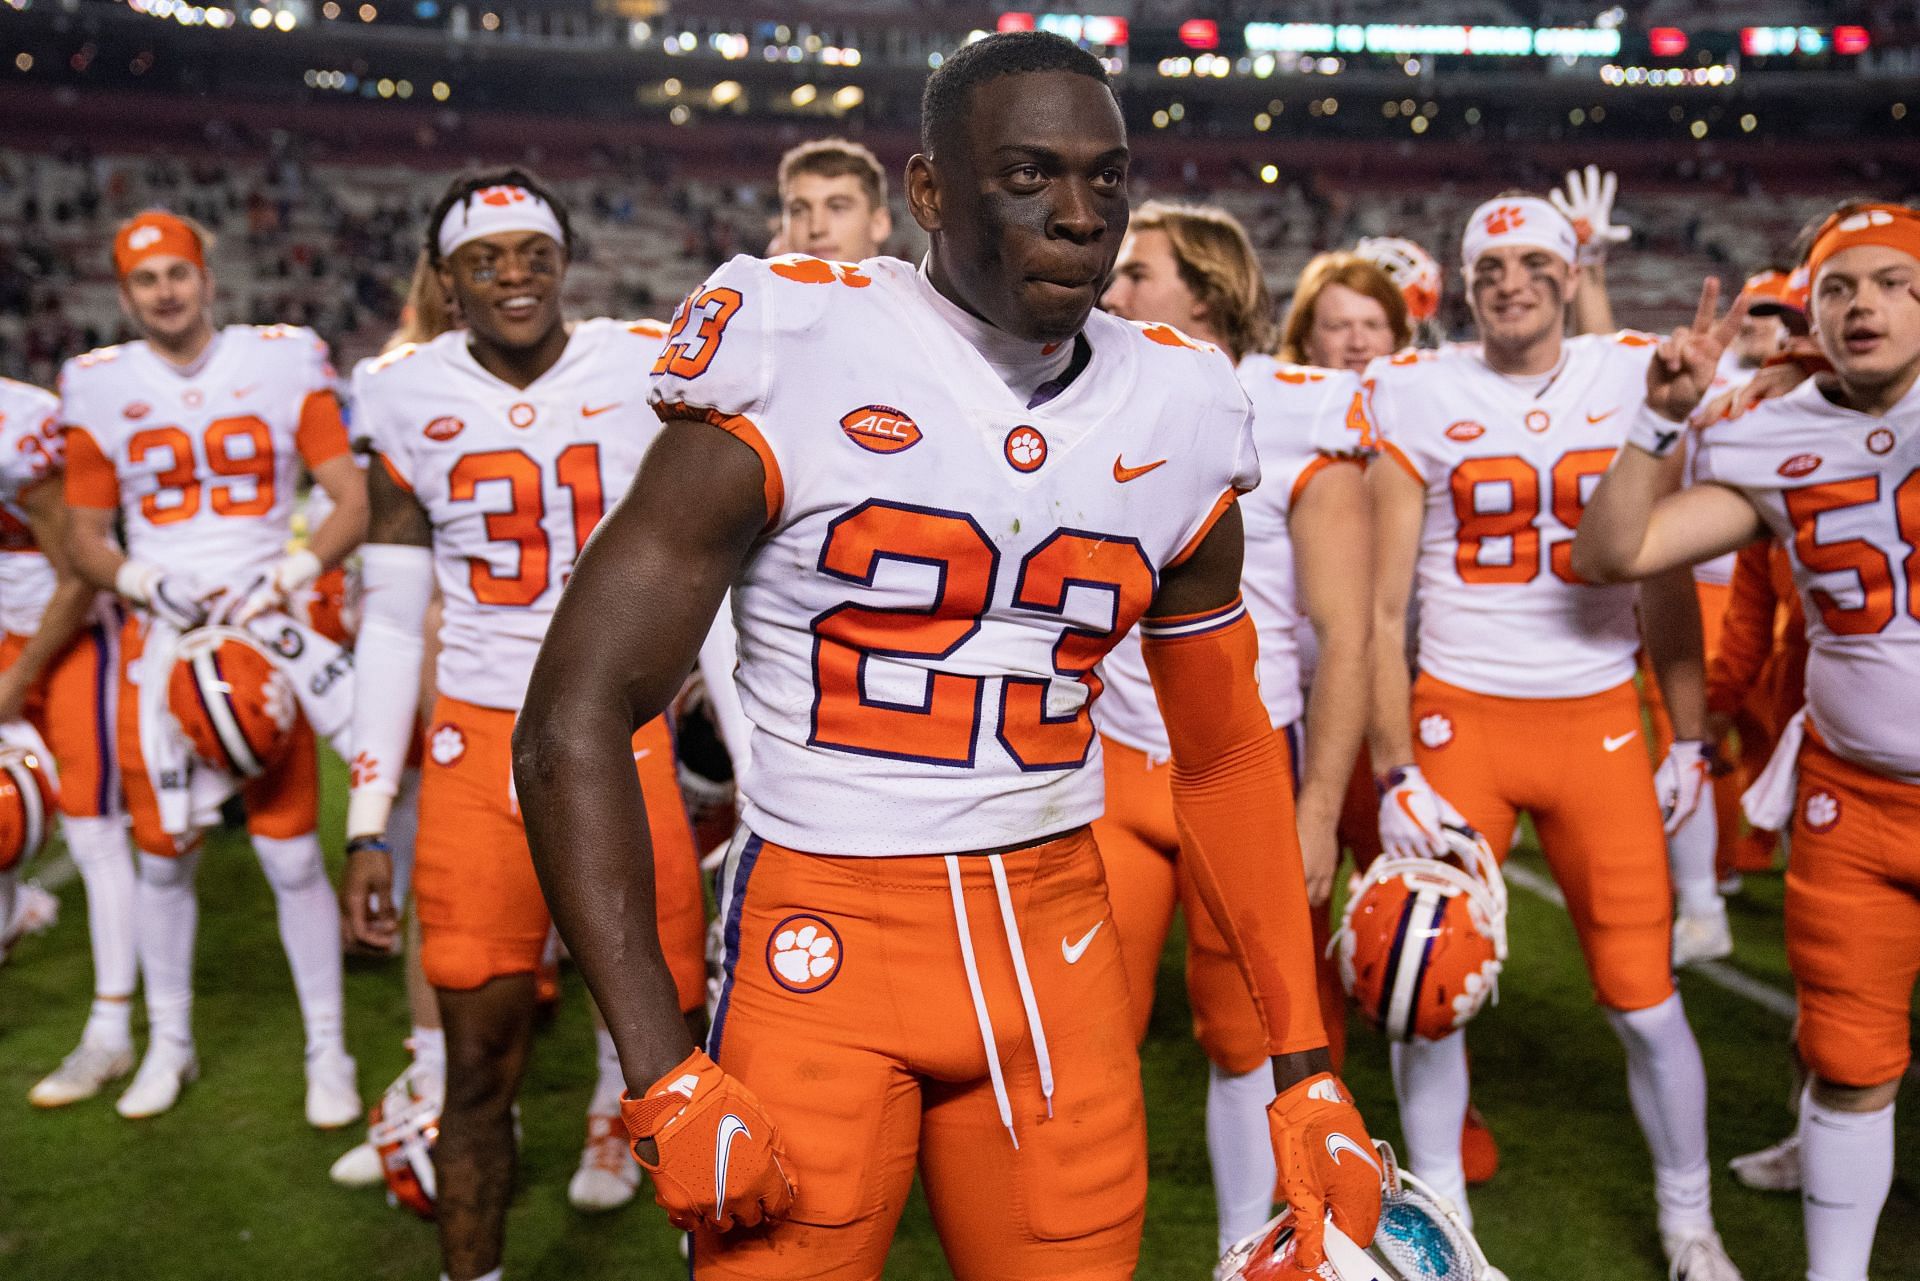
(2, 753, 1916, 1280)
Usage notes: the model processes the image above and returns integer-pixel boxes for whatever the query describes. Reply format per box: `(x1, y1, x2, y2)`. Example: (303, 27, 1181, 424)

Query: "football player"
(515, 32, 1380, 1280)
(776, 138, 894, 265)
(341, 171, 709, 1281)
(60, 211, 367, 1124)
(1279, 251, 1412, 375)
(1574, 201, 1920, 1281)
(0, 375, 140, 1109)
(1097, 200, 1374, 1253)
(1364, 195, 1739, 1279)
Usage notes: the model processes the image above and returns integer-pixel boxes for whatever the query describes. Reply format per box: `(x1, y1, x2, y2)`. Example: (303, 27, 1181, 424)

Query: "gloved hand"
(114, 560, 221, 630)
(1377, 764, 1469, 860)
(1549, 164, 1632, 265)
(1268, 1072, 1383, 1272)
(212, 548, 323, 627)
(1655, 739, 1712, 835)
(621, 1048, 796, 1233)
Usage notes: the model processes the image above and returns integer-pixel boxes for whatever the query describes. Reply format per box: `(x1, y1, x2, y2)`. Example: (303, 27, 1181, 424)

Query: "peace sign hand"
(1646, 276, 1750, 424)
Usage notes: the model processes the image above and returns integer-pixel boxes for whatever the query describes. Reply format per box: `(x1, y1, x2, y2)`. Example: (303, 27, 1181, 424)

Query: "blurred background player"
(342, 171, 708, 1281)
(1097, 199, 1375, 1253)
(1574, 199, 1920, 1281)
(1364, 193, 1739, 1279)
(0, 374, 138, 1108)
(59, 210, 368, 1124)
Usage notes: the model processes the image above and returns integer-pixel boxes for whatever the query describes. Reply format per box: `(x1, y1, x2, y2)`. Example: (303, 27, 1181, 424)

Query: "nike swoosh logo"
(1394, 790, 1433, 836)
(1586, 408, 1617, 424)
(1325, 1132, 1380, 1172)
(1603, 731, 1638, 752)
(582, 403, 621, 418)
(1062, 922, 1103, 964)
(715, 1113, 749, 1217)
(1113, 456, 1167, 484)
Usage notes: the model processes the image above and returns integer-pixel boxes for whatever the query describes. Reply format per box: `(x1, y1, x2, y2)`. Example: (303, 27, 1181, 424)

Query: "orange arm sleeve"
(1141, 601, 1328, 1058)
(1705, 539, 1780, 716)
(62, 426, 119, 510)
(296, 390, 352, 468)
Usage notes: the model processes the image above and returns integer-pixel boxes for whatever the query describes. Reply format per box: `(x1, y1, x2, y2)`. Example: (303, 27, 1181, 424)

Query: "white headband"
(436, 185, 565, 260)
(1459, 196, 1577, 269)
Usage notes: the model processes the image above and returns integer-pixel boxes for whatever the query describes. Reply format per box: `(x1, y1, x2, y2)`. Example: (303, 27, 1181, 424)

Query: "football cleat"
(166, 626, 300, 779)
(1672, 906, 1733, 968)
(569, 1111, 642, 1212)
(1663, 1229, 1744, 1281)
(29, 1038, 136, 1108)
(1727, 1133, 1800, 1192)
(1335, 824, 1508, 1042)
(1355, 236, 1443, 324)
(368, 1059, 444, 1219)
(328, 1139, 385, 1188)
(305, 1047, 362, 1129)
(115, 1042, 200, 1119)
(1216, 1142, 1506, 1281)
(0, 742, 58, 874)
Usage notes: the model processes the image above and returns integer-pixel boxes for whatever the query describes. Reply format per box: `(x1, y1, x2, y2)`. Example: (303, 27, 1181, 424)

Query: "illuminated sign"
(1647, 27, 1688, 56)
(1243, 22, 1619, 58)
(998, 12, 1129, 46)
(1178, 19, 1218, 49)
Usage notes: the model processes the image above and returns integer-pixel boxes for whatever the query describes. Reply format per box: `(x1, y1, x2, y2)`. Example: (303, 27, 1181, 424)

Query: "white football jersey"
(0, 377, 62, 637)
(1368, 333, 1657, 698)
(1098, 358, 1370, 757)
(1694, 377, 1920, 781)
(651, 255, 1258, 856)
(355, 318, 670, 711)
(60, 325, 346, 586)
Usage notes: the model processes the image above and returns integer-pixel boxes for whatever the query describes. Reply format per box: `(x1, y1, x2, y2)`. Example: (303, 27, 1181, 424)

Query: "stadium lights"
(1259, 164, 1278, 183)
(790, 84, 816, 106)
(1600, 63, 1737, 86)
(710, 79, 741, 105)
(431, 79, 449, 100)
(13, 52, 31, 71)
(832, 85, 862, 110)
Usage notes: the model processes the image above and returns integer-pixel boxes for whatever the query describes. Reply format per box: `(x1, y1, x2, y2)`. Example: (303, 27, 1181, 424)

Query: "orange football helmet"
(1334, 823, 1507, 1042)
(369, 1061, 441, 1219)
(1355, 235, 1443, 323)
(166, 627, 300, 779)
(0, 743, 57, 873)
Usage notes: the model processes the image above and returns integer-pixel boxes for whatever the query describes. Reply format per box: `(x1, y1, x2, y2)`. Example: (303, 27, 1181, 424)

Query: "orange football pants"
(1, 618, 119, 820)
(1093, 729, 1345, 1075)
(698, 827, 1146, 1280)
(1412, 672, 1674, 1012)
(1788, 730, 1920, 1088)
(116, 617, 317, 857)
(413, 694, 705, 1009)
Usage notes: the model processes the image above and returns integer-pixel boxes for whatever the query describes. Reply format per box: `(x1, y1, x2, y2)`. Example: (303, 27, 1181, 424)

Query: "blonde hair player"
(1100, 199, 1375, 1255)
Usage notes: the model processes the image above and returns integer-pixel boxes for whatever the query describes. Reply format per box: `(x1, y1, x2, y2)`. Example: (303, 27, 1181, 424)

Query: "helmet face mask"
(1334, 825, 1508, 1042)
(1217, 1143, 1507, 1281)
(368, 1064, 441, 1219)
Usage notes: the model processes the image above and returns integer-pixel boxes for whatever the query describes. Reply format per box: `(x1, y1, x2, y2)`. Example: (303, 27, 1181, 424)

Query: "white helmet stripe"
(1383, 889, 1442, 1042)
(191, 646, 264, 778)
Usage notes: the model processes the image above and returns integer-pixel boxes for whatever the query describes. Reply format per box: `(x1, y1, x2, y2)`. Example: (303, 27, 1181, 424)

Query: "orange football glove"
(1267, 1072, 1383, 1273)
(620, 1048, 796, 1233)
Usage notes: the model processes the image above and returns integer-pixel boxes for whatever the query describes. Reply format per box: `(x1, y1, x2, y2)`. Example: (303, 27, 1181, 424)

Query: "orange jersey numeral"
(1784, 472, 1920, 636)
(126, 416, 277, 525)
(448, 443, 605, 608)
(653, 287, 743, 381)
(1449, 449, 1617, 586)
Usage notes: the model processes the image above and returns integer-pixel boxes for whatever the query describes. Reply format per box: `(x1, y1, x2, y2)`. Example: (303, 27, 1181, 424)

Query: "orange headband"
(1805, 204, 1920, 285)
(113, 211, 205, 279)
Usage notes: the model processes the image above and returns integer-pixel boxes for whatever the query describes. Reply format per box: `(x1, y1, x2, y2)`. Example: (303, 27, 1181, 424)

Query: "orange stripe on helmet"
(113, 211, 206, 279)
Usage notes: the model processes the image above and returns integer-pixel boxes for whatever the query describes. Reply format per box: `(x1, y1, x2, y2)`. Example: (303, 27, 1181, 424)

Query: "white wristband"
(1625, 401, 1688, 459)
(278, 547, 324, 594)
(346, 788, 395, 842)
(114, 559, 159, 605)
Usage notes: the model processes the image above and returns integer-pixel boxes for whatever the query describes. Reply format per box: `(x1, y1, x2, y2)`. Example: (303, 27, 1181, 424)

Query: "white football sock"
(1668, 802, 1722, 918)
(1206, 1061, 1278, 1254)
(135, 849, 199, 1052)
(590, 1025, 625, 1115)
(412, 1024, 446, 1080)
(1605, 993, 1713, 1237)
(1390, 1029, 1472, 1227)
(64, 815, 139, 1044)
(251, 832, 345, 1059)
(1800, 1086, 1892, 1281)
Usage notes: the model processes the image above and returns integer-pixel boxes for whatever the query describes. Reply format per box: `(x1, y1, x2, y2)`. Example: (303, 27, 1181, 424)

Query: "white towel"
(243, 611, 355, 757)
(1742, 706, 1808, 832)
(134, 618, 234, 839)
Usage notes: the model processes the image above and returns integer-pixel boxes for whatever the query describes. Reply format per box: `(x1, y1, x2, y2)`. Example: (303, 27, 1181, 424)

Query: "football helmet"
(1355, 236, 1442, 323)
(166, 626, 300, 779)
(368, 1060, 441, 1219)
(1216, 1143, 1506, 1281)
(0, 738, 58, 873)
(1334, 824, 1507, 1042)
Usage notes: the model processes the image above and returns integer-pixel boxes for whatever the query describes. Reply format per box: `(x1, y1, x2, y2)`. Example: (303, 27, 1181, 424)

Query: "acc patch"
(840, 404, 921, 454)
(423, 415, 465, 442)
(1777, 453, 1822, 478)
(766, 913, 841, 993)
(1802, 790, 1841, 834)
(1418, 712, 1455, 749)
(1444, 421, 1486, 443)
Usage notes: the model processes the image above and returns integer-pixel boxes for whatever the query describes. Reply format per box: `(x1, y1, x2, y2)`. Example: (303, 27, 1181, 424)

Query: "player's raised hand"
(1647, 277, 1749, 424)
(1267, 1073, 1383, 1273)
(622, 1048, 796, 1234)
(1549, 164, 1632, 264)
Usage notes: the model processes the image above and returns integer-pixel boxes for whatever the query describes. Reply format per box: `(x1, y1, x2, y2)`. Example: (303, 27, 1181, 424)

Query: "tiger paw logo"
(476, 186, 528, 207)
(769, 255, 871, 288)
(1868, 428, 1896, 455)
(349, 750, 380, 788)
(1802, 790, 1841, 834)
(1418, 713, 1454, 749)
(429, 723, 467, 767)
(1483, 204, 1526, 236)
(1524, 409, 1551, 435)
(261, 671, 298, 734)
(766, 914, 841, 993)
(1004, 425, 1048, 473)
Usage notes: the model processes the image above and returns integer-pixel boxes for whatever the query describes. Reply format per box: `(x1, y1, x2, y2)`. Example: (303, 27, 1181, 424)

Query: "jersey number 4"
(1450, 450, 1616, 584)
(810, 500, 1155, 771)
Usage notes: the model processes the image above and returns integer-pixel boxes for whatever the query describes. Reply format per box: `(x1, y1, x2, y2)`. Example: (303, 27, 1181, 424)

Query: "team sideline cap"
(436, 185, 566, 260)
(113, 211, 205, 279)
(1459, 196, 1578, 269)
(1805, 203, 1920, 284)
